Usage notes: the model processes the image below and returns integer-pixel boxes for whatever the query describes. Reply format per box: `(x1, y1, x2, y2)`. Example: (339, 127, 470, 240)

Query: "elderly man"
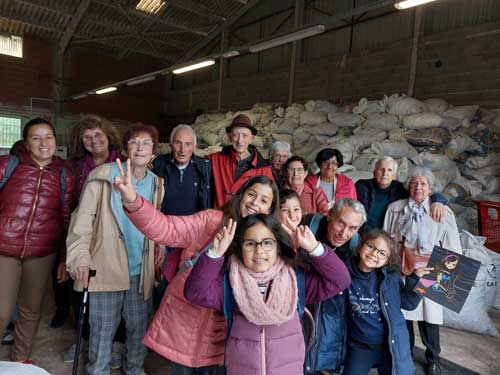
(153, 124, 212, 215)
(209, 114, 274, 207)
(303, 198, 366, 374)
(269, 140, 291, 186)
(356, 156, 446, 232)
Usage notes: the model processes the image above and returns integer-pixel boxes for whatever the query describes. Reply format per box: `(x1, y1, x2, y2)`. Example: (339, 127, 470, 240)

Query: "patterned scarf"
(228, 255, 298, 326)
(399, 197, 434, 254)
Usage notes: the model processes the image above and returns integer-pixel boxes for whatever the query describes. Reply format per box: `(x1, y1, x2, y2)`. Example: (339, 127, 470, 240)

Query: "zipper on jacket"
(21, 166, 44, 258)
(379, 283, 397, 375)
(260, 326, 266, 375)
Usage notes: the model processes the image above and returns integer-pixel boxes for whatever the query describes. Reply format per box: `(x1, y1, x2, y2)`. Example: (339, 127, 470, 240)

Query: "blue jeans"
(343, 341, 392, 375)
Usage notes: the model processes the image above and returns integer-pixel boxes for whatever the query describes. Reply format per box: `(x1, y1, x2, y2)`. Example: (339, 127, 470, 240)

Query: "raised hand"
(295, 225, 320, 253)
(414, 266, 434, 278)
(212, 218, 237, 257)
(113, 159, 137, 204)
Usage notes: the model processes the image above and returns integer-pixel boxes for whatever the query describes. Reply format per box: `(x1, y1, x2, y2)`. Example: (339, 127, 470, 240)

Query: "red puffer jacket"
(0, 153, 75, 259)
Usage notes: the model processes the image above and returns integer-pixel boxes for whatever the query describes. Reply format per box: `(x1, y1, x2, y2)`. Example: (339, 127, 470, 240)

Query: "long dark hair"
(227, 214, 296, 267)
(221, 175, 280, 224)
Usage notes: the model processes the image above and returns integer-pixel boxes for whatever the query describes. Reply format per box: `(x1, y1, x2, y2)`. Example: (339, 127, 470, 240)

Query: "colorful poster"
(414, 245, 480, 313)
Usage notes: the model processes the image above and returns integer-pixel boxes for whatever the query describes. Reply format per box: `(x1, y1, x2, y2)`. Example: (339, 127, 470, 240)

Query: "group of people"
(0, 113, 462, 375)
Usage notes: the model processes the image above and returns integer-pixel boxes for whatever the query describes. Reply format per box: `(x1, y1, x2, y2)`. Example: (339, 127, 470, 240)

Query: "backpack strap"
(223, 267, 307, 337)
(0, 155, 19, 191)
(223, 272, 236, 338)
(59, 167, 67, 206)
(296, 267, 306, 317)
(176, 242, 213, 275)
(308, 213, 324, 236)
(349, 232, 360, 254)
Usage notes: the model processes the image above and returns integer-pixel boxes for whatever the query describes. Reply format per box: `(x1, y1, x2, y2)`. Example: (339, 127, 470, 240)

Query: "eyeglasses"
(322, 161, 338, 168)
(364, 242, 389, 260)
(287, 168, 305, 174)
(128, 139, 154, 148)
(82, 133, 106, 143)
(242, 238, 277, 252)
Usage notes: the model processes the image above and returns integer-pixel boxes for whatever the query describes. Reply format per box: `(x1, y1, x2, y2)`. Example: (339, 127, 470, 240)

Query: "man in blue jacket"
(304, 198, 366, 374)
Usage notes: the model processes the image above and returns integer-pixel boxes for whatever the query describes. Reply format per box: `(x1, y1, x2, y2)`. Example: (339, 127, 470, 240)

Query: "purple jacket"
(184, 245, 351, 375)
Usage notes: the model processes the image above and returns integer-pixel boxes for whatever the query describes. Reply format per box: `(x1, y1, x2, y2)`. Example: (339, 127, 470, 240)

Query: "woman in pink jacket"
(114, 162, 280, 375)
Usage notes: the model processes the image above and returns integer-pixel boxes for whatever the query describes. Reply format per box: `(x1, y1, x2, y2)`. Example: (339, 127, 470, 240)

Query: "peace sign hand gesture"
(114, 159, 138, 204)
(211, 218, 237, 257)
(295, 225, 320, 254)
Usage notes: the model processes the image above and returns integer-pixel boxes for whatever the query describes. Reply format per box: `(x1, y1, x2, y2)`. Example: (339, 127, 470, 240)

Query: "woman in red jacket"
(0, 118, 75, 363)
(306, 148, 357, 209)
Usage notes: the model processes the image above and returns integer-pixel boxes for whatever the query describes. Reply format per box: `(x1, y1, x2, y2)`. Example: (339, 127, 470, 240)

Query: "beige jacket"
(66, 163, 164, 300)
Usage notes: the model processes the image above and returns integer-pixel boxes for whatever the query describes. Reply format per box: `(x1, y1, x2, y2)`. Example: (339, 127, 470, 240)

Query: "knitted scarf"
(400, 197, 434, 254)
(228, 255, 298, 326)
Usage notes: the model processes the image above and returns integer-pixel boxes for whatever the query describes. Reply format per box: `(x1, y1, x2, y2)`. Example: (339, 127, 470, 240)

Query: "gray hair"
(404, 167, 436, 191)
(169, 124, 197, 147)
(329, 198, 367, 225)
(270, 141, 291, 156)
(374, 156, 398, 175)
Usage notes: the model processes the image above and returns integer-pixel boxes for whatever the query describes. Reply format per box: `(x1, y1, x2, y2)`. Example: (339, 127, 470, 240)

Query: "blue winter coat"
(345, 259, 422, 375)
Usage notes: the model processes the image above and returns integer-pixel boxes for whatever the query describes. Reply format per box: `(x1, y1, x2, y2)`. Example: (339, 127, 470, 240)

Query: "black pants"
(171, 362, 225, 375)
(406, 320, 440, 364)
(343, 341, 392, 375)
(51, 258, 73, 319)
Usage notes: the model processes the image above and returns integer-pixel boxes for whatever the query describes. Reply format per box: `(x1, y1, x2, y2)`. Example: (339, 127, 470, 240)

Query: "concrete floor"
(2, 294, 500, 375)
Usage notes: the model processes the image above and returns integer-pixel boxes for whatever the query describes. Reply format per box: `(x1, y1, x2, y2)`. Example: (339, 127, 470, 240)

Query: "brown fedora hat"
(225, 114, 258, 135)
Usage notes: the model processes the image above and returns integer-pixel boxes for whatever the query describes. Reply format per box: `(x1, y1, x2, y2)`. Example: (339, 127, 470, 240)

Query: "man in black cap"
(208, 114, 274, 207)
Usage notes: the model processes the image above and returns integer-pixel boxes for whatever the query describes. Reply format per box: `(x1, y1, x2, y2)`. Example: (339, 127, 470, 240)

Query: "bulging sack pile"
(184, 94, 499, 233)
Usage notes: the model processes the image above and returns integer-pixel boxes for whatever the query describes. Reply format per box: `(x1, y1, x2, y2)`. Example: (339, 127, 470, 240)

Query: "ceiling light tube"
(395, 0, 438, 10)
(72, 93, 88, 100)
(95, 86, 117, 95)
(126, 76, 156, 86)
(248, 25, 325, 53)
(172, 60, 216, 74)
(222, 50, 240, 58)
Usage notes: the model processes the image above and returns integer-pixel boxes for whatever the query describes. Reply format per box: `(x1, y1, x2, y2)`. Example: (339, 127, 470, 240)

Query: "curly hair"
(70, 114, 122, 159)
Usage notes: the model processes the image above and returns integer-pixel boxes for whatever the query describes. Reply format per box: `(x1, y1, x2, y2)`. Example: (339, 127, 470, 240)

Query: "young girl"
(343, 229, 432, 375)
(279, 189, 304, 230)
(184, 214, 351, 375)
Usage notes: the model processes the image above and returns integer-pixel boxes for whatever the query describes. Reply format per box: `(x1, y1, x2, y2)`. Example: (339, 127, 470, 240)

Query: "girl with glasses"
(343, 229, 432, 375)
(184, 214, 351, 375)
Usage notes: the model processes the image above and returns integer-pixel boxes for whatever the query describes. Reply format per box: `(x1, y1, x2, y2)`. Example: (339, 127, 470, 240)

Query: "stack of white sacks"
(157, 94, 500, 335)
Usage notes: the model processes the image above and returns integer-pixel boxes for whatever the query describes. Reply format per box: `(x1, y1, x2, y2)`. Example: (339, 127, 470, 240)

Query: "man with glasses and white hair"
(355, 156, 446, 233)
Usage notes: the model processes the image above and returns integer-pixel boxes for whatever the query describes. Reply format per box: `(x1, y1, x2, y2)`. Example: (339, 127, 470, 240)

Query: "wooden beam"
(408, 7, 422, 97)
(59, 0, 90, 53)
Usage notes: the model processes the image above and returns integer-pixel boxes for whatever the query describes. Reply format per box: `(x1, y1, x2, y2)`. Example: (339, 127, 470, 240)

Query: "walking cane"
(72, 269, 96, 375)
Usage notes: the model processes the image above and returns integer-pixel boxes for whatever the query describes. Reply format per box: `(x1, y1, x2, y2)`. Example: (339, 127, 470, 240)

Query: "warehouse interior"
(1, 0, 500, 374)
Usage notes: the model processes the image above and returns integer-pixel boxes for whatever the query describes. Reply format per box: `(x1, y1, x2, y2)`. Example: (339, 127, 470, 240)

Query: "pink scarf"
(228, 255, 298, 326)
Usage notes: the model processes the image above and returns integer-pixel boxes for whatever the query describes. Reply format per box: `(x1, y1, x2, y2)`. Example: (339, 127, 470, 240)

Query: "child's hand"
(296, 225, 320, 253)
(212, 218, 237, 257)
(414, 267, 434, 277)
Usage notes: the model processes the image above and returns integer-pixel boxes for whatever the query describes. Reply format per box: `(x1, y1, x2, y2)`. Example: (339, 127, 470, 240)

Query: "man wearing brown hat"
(208, 113, 274, 207)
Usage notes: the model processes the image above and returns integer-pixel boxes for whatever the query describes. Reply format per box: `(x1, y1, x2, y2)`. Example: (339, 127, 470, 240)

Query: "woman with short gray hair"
(383, 167, 461, 375)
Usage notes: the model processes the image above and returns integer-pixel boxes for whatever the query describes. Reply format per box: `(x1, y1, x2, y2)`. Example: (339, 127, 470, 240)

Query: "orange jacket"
(208, 145, 274, 208)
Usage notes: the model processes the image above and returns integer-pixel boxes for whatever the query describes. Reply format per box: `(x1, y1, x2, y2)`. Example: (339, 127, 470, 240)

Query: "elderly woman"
(0, 118, 75, 363)
(383, 167, 461, 375)
(269, 141, 291, 187)
(306, 148, 356, 209)
(66, 123, 164, 375)
(283, 156, 329, 215)
(64, 114, 125, 366)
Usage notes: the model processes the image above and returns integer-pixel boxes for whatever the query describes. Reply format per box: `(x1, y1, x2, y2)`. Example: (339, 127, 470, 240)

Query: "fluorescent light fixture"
(136, 0, 166, 15)
(222, 50, 240, 58)
(71, 93, 88, 100)
(248, 25, 325, 53)
(95, 87, 117, 95)
(395, 0, 438, 10)
(126, 76, 156, 86)
(172, 60, 216, 74)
